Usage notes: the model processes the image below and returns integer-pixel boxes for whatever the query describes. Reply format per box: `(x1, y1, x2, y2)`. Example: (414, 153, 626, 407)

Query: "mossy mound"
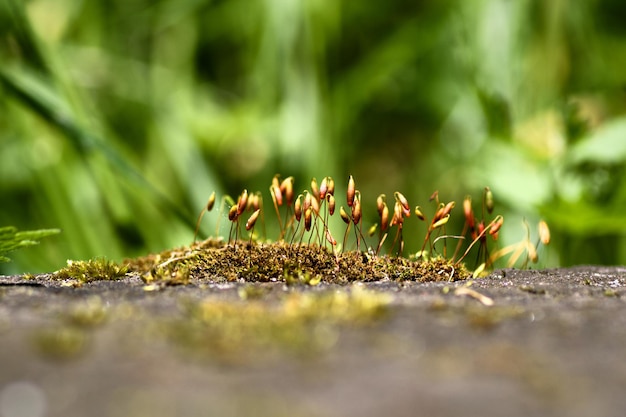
(53, 258, 128, 283)
(123, 239, 469, 285)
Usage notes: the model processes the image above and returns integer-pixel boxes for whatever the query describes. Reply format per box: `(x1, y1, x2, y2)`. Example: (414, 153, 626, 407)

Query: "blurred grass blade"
(0, 66, 196, 230)
(0, 0, 49, 72)
(0, 66, 90, 148)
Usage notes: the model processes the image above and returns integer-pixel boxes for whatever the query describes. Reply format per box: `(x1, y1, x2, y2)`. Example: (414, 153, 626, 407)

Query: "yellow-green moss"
(170, 285, 392, 361)
(63, 296, 108, 328)
(33, 326, 88, 360)
(53, 258, 127, 283)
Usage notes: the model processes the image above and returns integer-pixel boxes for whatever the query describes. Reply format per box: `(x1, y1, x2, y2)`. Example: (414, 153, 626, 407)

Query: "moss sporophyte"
(121, 175, 550, 285)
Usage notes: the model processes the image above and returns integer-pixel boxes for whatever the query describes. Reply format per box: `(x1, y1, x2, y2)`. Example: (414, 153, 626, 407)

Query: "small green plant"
(0, 226, 60, 263)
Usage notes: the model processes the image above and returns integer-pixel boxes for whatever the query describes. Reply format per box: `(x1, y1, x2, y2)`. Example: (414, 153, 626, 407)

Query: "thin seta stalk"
(193, 191, 216, 243)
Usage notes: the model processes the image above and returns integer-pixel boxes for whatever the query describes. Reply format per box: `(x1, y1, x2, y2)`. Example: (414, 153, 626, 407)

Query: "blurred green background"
(2, 0, 626, 274)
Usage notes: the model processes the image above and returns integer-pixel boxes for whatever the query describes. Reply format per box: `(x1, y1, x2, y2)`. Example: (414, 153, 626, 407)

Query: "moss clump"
(53, 258, 128, 283)
(124, 239, 469, 284)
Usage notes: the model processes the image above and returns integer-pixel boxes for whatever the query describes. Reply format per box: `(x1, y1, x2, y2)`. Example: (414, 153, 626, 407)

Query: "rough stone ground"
(1, 266, 626, 417)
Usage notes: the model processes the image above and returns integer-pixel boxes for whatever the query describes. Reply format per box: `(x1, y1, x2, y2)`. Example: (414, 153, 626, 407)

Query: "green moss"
(142, 263, 191, 286)
(63, 296, 108, 328)
(237, 284, 269, 300)
(53, 258, 127, 283)
(32, 296, 109, 360)
(33, 326, 88, 360)
(170, 286, 392, 362)
(124, 239, 469, 285)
